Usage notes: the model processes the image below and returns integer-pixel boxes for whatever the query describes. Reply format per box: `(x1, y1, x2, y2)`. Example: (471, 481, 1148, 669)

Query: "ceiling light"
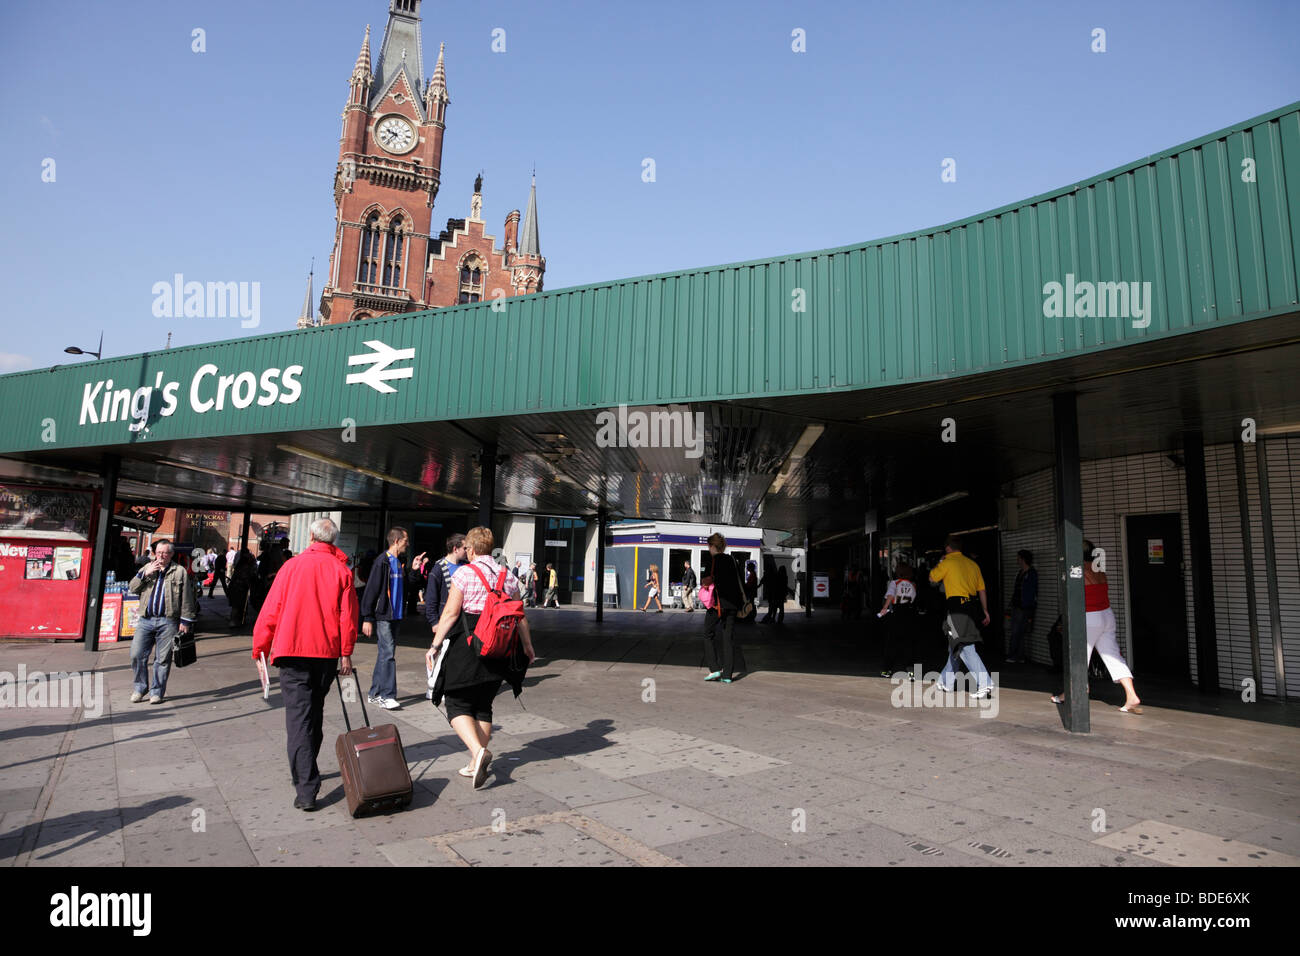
(887, 491, 969, 524)
(766, 424, 826, 498)
(153, 458, 367, 506)
(276, 444, 474, 505)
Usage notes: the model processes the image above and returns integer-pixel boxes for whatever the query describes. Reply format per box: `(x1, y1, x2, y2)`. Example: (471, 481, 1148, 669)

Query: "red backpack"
(466, 564, 525, 658)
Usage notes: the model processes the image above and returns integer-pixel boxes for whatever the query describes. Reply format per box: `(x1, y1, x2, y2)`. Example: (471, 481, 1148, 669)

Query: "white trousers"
(1086, 608, 1133, 682)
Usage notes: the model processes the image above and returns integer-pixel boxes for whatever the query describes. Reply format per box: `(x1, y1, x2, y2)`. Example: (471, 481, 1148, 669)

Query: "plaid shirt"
(452, 557, 521, 614)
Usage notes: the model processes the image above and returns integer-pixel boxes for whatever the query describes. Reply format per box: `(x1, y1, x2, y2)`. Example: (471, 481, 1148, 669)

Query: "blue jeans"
(131, 616, 178, 697)
(369, 618, 400, 699)
(1007, 607, 1034, 659)
(939, 642, 992, 693)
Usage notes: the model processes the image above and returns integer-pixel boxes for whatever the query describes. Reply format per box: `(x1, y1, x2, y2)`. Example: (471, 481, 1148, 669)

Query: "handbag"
(733, 559, 755, 620)
(173, 627, 197, 668)
(698, 584, 715, 609)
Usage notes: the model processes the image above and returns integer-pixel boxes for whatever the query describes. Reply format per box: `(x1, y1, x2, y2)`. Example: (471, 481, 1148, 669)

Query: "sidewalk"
(2, 600, 1298, 867)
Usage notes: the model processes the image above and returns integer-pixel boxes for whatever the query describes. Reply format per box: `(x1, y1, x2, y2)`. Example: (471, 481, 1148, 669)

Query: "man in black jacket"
(359, 527, 409, 710)
(680, 561, 697, 612)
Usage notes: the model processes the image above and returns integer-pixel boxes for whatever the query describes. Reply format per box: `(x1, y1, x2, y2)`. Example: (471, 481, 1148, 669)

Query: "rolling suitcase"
(334, 671, 413, 817)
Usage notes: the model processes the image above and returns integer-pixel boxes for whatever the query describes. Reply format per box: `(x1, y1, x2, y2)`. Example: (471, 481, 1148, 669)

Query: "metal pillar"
(378, 483, 390, 552)
(239, 508, 251, 553)
(595, 509, 607, 623)
(805, 527, 813, 617)
(477, 443, 497, 530)
(1052, 393, 1089, 733)
(1234, 442, 1262, 695)
(1182, 431, 1219, 691)
(83, 454, 120, 652)
(1255, 439, 1287, 701)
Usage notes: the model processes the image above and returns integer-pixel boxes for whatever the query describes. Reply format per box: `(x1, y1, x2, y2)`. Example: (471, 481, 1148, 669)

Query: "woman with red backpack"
(426, 526, 537, 789)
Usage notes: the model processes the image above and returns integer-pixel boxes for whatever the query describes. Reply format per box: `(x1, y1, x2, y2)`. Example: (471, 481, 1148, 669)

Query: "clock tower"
(317, 1, 546, 325)
(319, 0, 448, 324)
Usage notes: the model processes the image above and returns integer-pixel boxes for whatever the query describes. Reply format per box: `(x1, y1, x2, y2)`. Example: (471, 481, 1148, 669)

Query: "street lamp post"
(64, 331, 104, 360)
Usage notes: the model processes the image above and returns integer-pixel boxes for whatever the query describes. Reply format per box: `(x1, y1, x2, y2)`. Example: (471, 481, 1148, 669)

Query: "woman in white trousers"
(1053, 540, 1142, 713)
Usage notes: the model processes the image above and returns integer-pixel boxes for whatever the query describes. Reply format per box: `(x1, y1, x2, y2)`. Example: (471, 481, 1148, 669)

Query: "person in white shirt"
(878, 561, 922, 678)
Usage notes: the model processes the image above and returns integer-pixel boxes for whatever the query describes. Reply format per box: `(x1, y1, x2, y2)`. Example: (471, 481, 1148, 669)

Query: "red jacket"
(252, 543, 359, 664)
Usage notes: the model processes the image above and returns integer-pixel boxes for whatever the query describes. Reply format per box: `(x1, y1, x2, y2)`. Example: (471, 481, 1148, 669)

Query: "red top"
(252, 543, 359, 664)
(1084, 580, 1110, 612)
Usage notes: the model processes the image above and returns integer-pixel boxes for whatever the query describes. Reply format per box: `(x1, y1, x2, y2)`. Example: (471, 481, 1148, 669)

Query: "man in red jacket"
(253, 517, 358, 812)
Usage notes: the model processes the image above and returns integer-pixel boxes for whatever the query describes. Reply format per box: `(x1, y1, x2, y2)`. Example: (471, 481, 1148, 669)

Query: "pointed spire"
(352, 25, 372, 83)
(372, 1, 425, 110)
(297, 263, 315, 329)
(429, 42, 448, 99)
(518, 175, 541, 257)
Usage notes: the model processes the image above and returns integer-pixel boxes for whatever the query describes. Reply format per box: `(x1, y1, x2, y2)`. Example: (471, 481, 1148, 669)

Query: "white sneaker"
(130, 691, 145, 703)
(379, 697, 401, 710)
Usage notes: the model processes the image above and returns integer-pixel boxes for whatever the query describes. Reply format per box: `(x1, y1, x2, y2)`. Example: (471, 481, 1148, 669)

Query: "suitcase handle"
(335, 669, 371, 731)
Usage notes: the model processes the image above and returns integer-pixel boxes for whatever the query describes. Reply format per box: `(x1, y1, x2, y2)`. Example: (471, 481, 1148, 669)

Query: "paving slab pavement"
(2, 602, 1298, 866)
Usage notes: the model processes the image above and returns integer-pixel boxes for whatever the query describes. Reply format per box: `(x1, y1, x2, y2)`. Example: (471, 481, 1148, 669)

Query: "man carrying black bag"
(253, 518, 358, 812)
(929, 534, 994, 699)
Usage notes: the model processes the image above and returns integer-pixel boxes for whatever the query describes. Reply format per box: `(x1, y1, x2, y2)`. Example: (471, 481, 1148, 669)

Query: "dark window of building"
(383, 217, 404, 287)
(358, 213, 382, 285)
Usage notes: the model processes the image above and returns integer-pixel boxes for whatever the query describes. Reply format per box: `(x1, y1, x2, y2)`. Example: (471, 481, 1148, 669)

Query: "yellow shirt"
(548, 569, 558, 588)
(929, 551, 985, 598)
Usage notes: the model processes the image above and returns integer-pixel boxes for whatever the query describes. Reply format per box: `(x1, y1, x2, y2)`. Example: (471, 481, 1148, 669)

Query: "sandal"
(1119, 703, 1144, 714)
(458, 765, 474, 777)
(1050, 694, 1065, 704)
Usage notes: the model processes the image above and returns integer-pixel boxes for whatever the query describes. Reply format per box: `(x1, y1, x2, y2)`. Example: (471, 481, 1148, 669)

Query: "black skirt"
(431, 610, 529, 703)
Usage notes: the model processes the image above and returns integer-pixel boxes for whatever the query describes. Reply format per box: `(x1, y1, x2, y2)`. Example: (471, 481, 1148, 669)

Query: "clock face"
(375, 116, 415, 154)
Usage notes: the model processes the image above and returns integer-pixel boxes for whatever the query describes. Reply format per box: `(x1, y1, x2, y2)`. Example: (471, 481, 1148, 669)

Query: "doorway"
(1124, 513, 1189, 680)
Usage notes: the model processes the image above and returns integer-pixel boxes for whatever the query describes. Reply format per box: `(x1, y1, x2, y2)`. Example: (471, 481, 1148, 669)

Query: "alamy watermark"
(50, 886, 150, 936)
(595, 404, 704, 459)
(151, 274, 261, 328)
(1, 666, 105, 718)
(1042, 274, 1151, 328)
(890, 666, 999, 719)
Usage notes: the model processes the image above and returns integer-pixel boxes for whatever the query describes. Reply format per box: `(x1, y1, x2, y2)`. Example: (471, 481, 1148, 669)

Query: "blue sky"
(1, 0, 1297, 371)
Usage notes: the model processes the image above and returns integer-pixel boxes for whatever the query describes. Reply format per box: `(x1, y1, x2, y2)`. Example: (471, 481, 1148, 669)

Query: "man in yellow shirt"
(929, 534, 993, 698)
(543, 563, 560, 608)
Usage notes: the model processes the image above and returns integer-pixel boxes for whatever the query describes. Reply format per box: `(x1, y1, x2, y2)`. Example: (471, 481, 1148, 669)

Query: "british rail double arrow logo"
(346, 340, 415, 394)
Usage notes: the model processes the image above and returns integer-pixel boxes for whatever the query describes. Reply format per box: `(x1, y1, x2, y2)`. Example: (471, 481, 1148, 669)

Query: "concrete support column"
(805, 527, 813, 617)
(1255, 439, 1287, 701)
(477, 443, 497, 530)
(595, 509, 607, 624)
(1182, 431, 1219, 691)
(1052, 393, 1089, 733)
(1233, 443, 1262, 695)
(84, 454, 120, 652)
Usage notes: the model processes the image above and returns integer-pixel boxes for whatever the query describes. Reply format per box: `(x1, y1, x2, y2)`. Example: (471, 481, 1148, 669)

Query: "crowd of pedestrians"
(166, 514, 1143, 810)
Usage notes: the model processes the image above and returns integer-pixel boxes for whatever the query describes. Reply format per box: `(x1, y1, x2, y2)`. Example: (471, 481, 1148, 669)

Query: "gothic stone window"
(458, 254, 484, 304)
(358, 213, 382, 285)
(383, 216, 405, 287)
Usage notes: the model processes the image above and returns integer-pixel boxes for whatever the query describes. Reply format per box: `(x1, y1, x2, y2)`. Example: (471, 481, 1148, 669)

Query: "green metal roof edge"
(5, 98, 1297, 386)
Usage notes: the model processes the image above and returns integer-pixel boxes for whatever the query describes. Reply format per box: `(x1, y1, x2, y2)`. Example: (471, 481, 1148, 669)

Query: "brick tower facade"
(318, 1, 545, 324)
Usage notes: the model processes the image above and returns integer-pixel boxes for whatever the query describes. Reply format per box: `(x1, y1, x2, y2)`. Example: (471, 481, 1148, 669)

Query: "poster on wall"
(175, 509, 231, 552)
(1147, 539, 1165, 564)
(25, 545, 54, 580)
(812, 574, 830, 598)
(100, 593, 123, 643)
(119, 597, 140, 638)
(53, 547, 83, 580)
(0, 485, 93, 542)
